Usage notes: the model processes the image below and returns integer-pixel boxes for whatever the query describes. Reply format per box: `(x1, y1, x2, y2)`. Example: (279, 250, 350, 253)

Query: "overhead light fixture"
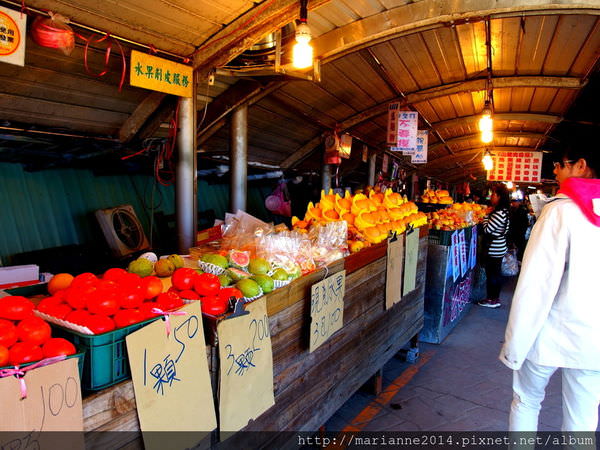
(482, 148, 494, 171)
(506, 181, 514, 189)
(292, 0, 313, 69)
(479, 100, 493, 143)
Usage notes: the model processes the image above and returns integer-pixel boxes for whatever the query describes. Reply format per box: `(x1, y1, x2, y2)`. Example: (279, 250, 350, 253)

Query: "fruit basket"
(51, 318, 158, 391)
(0, 348, 85, 380)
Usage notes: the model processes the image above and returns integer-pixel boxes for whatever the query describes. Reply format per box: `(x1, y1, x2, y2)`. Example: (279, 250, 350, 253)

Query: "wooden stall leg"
(361, 369, 383, 396)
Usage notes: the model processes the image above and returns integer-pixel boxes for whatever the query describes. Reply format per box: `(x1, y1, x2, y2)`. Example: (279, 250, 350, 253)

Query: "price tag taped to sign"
(0, 358, 84, 450)
(309, 270, 346, 353)
(126, 302, 216, 449)
(217, 297, 274, 432)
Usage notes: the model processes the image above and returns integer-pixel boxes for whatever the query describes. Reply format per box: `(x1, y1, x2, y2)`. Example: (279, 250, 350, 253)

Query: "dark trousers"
(484, 255, 504, 300)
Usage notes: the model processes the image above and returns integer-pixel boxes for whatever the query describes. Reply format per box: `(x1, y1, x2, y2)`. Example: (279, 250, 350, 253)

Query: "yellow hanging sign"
(130, 50, 193, 97)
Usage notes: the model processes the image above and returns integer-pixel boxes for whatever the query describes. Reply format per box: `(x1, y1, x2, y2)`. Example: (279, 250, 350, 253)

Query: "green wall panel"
(0, 163, 272, 264)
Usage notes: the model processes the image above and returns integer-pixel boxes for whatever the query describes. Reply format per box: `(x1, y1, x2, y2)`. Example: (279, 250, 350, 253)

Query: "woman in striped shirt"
(478, 183, 511, 308)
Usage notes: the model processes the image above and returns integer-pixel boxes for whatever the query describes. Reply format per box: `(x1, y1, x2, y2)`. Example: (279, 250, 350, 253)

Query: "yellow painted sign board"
(130, 50, 193, 97)
(0, 6, 26, 67)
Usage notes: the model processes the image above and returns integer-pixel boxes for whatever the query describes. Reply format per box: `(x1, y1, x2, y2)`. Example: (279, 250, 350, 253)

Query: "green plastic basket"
(52, 318, 158, 391)
(0, 349, 85, 380)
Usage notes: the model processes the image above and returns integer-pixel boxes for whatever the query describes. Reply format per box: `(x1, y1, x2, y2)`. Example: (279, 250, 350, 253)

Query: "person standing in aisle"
(499, 143, 600, 432)
(478, 183, 511, 308)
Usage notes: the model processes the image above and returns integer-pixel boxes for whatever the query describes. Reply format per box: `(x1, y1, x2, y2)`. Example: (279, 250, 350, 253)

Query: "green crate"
(52, 318, 158, 391)
(0, 349, 85, 380)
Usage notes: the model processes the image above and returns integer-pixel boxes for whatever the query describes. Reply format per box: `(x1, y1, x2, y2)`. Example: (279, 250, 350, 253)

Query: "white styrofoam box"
(0, 264, 39, 284)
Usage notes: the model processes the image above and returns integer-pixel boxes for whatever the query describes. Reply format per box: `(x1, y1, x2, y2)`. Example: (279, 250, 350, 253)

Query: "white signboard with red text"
(487, 151, 543, 183)
(387, 103, 418, 151)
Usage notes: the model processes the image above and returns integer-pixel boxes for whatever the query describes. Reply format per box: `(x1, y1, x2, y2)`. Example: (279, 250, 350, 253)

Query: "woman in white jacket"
(499, 145, 600, 432)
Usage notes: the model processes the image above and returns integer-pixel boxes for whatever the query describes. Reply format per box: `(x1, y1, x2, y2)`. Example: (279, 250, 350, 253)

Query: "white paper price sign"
(310, 270, 346, 352)
(126, 302, 216, 450)
(459, 229, 468, 277)
(0, 358, 84, 450)
(217, 297, 274, 432)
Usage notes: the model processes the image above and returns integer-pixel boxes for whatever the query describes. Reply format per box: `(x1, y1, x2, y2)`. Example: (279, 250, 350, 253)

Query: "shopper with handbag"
(478, 183, 511, 308)
(499, 142, 600, 433)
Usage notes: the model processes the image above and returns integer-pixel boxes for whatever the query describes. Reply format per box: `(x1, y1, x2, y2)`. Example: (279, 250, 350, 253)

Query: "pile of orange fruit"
(292, 188, 427, 250)
(420, 189, 453, 204)
(426, 202, 488, 231)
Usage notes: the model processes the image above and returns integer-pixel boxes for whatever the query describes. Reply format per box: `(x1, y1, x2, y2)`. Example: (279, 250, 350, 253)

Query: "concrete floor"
(324, 277, 598, 433)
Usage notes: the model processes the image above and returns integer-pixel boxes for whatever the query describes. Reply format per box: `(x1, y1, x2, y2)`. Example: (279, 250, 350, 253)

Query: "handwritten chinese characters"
(388, 104, 418, 151)
(487, 151, 543, 183)
(130, 50, 193, 97)
(309, 270, 346, 352)
(126, 302, 216, 443)
(217, 297, 274, 432)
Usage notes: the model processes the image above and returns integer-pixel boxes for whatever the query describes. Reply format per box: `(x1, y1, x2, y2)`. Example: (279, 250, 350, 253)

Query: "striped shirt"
(483, 208, 509, 257)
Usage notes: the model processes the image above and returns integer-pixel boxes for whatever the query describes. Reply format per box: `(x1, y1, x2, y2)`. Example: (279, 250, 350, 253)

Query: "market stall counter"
(420, 226, 478, 344)
(76, 227, 428, 446)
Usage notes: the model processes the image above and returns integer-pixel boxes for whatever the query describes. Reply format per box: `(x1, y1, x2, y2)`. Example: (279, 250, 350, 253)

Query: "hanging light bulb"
(292, 0, 313, 69)
(293, 22, 313, 69)
(482, 149, 494, 171)
(479, 100, 493, 143)
(506, 181, 514, 189)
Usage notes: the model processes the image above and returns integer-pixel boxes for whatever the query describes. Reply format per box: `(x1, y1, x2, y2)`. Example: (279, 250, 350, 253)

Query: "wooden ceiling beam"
(429, 131, 546, 152)
(313, 0, 600, 63)
(338, 76, 583, 132)
(197, 80, 287, 140)
(432, 113, 562, 131)
(423, 146, 534, 170)
(119, 0, 333, 145)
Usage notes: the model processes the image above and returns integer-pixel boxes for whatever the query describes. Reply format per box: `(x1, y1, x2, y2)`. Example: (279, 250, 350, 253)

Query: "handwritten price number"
(143, 315, 199, 395)
(1, 375, 79, 449)
(225, 315, 270, 377)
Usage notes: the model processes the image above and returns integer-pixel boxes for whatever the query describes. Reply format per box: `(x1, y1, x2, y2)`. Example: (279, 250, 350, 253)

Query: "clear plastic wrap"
(221, 210, 274, 257)
(309, 221, 349, 267)
(257, 230, 315, 277)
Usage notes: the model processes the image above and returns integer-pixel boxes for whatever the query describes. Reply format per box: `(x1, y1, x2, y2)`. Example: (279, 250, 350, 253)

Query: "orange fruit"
(47, 273, 74, 295)
(0, 345, 8, 366)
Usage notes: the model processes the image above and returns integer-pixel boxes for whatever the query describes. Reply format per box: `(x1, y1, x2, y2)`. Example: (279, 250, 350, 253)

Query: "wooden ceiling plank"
(429, 131, 546, 152)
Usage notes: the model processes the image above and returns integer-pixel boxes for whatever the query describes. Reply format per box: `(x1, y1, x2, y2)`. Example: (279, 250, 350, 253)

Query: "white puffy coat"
(499, 193, 600, 371)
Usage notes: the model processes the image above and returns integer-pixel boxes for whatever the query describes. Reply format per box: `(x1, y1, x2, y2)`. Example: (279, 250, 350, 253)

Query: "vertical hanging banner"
(218, 297, 274, 432)
(389, 111, 419, 152)
(403, 230, 420, 296)
(126, 302, 216, 450)
(130, 50, 193, 97)
(310, 270, 346, 352)
(458, 229, 468, 277)
(451, 231, 460, 282)
(386, 102, 402, 145)
(469, 226, 478, 269)
(0, 6, 26, 66)
(411, 130, 428, 164)
(362, 144, 368, 163)
(385, 235, 404, 309)
(487, 151, 543, 183)
(381, 153, 389, 174)
(0, 359, 84, 450)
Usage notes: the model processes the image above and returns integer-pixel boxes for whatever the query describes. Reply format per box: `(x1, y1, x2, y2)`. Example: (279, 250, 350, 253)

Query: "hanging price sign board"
(218, 297, 274, 432)
(487, 151, 543, 183)
(309, 270, 346, 352)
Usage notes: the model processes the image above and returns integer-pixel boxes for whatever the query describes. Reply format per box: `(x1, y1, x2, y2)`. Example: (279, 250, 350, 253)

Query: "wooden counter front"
(81, 230, 428, 444)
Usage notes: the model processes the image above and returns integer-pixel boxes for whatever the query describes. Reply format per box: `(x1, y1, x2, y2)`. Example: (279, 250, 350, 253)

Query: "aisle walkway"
(324, 278, 571, 432)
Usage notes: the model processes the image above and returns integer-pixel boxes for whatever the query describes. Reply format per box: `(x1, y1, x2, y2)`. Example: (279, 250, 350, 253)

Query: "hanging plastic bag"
(30, 12, 75, 56)
(501, 248, 519, 277)
(265, 181, 292, 217)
